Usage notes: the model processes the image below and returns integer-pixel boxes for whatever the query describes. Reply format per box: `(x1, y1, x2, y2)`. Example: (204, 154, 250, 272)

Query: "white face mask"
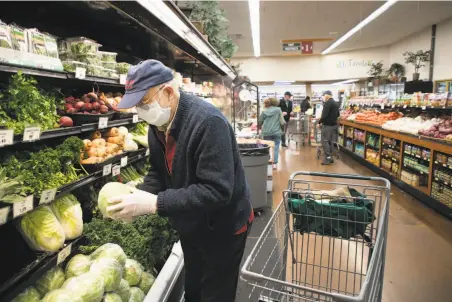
(136, 88, 171, 126)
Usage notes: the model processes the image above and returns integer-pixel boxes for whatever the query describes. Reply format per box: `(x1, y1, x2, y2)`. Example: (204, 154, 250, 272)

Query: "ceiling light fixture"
(248, 0, 260, 57)
(332, 79, 360, 85)
(322, 0, 399, 55)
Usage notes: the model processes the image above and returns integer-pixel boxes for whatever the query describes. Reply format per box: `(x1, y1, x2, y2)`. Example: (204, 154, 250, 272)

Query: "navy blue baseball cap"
(323, 90, 333, 96)
(118, 59, 174, 109)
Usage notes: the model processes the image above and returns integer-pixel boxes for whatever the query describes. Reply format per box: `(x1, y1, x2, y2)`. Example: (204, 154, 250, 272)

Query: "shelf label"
(23, 127, 41, 142)
(443, 164, 447, 167)
(132, 114, 139, 123)
(57, 243, 72, 265)
(39, 188, 57, 205)
(103, 164, 112, 176)
(75, 67, 86, 80)
(380, 104, 385, 110)
(0, 207, 10, 225)
(0, 129, 14, 147)
(145, 148, 150, 156)
(403, 105, 407, 109)
(422, 106, 426, 110)
(13, 195, 34, 218)
(119, 74, 127, 85)
(98, 117, 108, 129)
(112, 165, 121, 176)
(121, 156, 128, 167)
(392, 104, 395, 109)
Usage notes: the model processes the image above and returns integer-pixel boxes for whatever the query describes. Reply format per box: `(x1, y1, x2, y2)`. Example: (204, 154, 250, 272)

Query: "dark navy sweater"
(139, 92, 252, 239)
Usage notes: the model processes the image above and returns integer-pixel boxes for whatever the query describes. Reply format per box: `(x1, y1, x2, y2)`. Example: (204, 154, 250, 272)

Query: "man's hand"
(282, 112, 287, 116)
(290, 112, 294, 117)
(107, 189, 158, 221)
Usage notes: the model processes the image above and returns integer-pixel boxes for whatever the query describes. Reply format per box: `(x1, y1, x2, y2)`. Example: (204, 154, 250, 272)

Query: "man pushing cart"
(316, 90, 341, 165)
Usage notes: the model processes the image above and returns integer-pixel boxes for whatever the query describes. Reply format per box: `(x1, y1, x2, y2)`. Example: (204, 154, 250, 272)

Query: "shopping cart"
(241, 171, 390, 302)
(313, 120, 340, 160)
(289, 114, 310, 146)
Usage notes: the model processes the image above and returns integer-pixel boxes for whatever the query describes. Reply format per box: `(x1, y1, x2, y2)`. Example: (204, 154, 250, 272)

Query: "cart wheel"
(255, 210, 262, 217)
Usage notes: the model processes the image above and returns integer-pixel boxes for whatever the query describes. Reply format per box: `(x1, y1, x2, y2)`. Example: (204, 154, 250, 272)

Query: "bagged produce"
(90, 243, 127, 266)
(50, 194, 83, 240)
(10, 25, 28, 52)
(20, 206, 65, 252)
(123, 259, 143, 286)
(90, 258, 123, 292)
(41, 289, 82, 302)
(65, 254, 91, 278)
(11, 286, 41, 302)
(129, 287, 145, 302)
(116, 279, 131, 302)
(138, 271, 155, 294)
(62, 272, 105, 302)
(97, 182, 135, 218)
(102, 293, 122, 302)
(36, 266, 66, 295)
(0, 20, 12, 49)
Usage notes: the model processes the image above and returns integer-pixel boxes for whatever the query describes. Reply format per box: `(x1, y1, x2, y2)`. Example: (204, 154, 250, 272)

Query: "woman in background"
(300, 96, 312, 113)
(259, 97, 286, 169)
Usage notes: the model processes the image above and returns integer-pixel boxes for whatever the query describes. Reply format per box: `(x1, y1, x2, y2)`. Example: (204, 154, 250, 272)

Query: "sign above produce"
(282, 42, 301, 52)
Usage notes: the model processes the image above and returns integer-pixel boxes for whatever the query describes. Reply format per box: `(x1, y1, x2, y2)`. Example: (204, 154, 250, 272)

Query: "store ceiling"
(220, 1, 452, 57)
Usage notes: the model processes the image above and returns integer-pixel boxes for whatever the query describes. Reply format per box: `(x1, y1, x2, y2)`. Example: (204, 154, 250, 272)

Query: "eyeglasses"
(137, 85, 165, 108)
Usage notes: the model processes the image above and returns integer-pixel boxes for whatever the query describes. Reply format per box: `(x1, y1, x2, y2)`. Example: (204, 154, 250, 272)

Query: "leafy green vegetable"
(65, 254, 91, 278)
(97, 182, 135, 218)
(90, 258, 123, 292)
(11, 286, 41, 302)
(102, 293, 122, 302)
(123, 259, 143, 286)
(62, 272, 105, 302)
(90, 243, 127, 266)
(41, 289, 82, 302)
(0, 166, 25, 203)
(50, 194, 83, 239)
(138, 271, 155, 294)
(130, 122, 148, 136)
(129, 287, 145, 302)
(0, 72, 59, 134)
(36, 266, 66, 295)
(115, 279, 131, 301)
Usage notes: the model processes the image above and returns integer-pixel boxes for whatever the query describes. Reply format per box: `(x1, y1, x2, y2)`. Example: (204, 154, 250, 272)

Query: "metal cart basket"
(241, 171, 390, 302)
(289, 114, 310, 147)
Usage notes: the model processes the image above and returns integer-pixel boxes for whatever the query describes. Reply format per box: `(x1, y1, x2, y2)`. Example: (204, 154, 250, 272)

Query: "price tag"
(435, 161, 438, 164)
(121, 156, 128, 167)
(422, 106, 427, 110)
(119, 74, 127, 85)
(98, 117, 108, 129)
(57, 243, 72, 265)
(112, 165, 121, 176)
(145, 148, 150, 156)
(0, 207, 10, 225)
(381, 104, 385, 110)
(39, 188, 57, 205)
(13, 195, 34, 218)
(403, 105, 407, 109)
(23, 127, 41, 142)
(0, 129, 14, 147)
(392, 104, 395, 109)
(103, 164, 112, 176)
(132, 114, 139, 123)
(75, 67, 86, 80)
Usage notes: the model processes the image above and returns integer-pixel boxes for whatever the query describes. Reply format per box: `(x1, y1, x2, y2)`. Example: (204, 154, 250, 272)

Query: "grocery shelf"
(349, 103, 452, 110)
(434, 161, 452, 170)
(404, 152, 430, 162)
(434, 178, 452, 189)
(382, 154, 399, 162)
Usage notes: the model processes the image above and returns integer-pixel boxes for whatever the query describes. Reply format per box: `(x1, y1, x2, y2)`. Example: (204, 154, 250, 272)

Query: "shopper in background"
(259, 97, 286, 169)
(107, 60, 253, 302)
(300, 96, 312, 113)
(278, 91, 293, 147)
(317, 90, 340, 165)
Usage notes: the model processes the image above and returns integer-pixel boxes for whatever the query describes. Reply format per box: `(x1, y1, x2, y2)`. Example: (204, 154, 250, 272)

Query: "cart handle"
(289, 171, 391, 188)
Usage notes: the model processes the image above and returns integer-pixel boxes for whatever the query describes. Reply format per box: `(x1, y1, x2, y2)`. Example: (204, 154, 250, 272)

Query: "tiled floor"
(237, 145, 452, 302)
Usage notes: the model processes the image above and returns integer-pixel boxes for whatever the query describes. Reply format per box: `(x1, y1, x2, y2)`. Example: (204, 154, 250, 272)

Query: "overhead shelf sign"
(282, 42, 301, 51)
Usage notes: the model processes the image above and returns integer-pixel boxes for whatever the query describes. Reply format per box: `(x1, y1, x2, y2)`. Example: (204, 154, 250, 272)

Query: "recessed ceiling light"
(248, 0, 260, 57)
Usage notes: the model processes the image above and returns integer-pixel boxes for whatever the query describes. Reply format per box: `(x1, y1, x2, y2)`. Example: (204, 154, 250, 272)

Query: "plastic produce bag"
(90, 243, 127, 266)
(102, 293, 123, 302)
(19, 206, 66, 252)
(116, 279, 131, 302)
(50, 194, 83, 240)
(138, 271, 155, 294)
(97, 182, 135, 218)
(41, 289, 83, 302)
(0, 20, 12, 49)
(65, 254, 91, 278)
(90, 258, 123, 292)
(62, 272, 105, 302)
(36, 266, 66, 296)
(11, 286, 41, 302)
(123, 259, 143, 286)
(129, 287, 145, 302)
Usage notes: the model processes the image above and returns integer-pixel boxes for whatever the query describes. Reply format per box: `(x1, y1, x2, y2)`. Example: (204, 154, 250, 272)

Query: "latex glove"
(107, 189, 158, 221)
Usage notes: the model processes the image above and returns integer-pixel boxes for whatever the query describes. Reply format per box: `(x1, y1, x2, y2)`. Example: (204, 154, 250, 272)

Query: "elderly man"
(278, 91, 293, 147)
(317, 90, 340, 165)
(107, 60, 253, 302)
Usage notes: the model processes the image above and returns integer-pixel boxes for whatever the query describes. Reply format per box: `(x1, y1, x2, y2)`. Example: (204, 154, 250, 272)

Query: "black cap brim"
(117, 89, 148, 109)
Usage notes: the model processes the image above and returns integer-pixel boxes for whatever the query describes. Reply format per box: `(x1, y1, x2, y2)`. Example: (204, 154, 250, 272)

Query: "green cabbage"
(41, 289, 82, 302)
(90, 258, 123, 292)
(102, 293, 123, 302)
(65, 254, 91, 278)
(129, 287, 145, 302)
(90, 243, 127, 266)
(116, 279, 131, 302)
(62, 272, 105, 302)
(20, 206, 65, 252)
(138, 271, 155, 294)
(50, 194, 83, 239)
(11, 286, 41, 302)
(36, 266, 66, 295)
(123, 259, 143, 286)
(97, 182, 135, 218)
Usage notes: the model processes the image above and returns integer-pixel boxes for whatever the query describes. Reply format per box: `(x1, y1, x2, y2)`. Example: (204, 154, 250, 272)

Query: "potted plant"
(368, 62, 384, 86)
(403, 50, 431, 81)
(387, 63, 405, 82)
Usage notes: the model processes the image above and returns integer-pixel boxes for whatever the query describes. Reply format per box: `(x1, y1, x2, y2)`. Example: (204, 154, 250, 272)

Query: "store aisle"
(239, 145, 452, 302)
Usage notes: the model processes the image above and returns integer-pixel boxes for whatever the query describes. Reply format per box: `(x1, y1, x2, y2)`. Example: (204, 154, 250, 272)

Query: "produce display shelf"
(2, 117, 138, 149)
(0, 148, 148, 226)
(349, 104, 452, 110)
(0, 63, 125, 86)
(0, 237, 83, 302)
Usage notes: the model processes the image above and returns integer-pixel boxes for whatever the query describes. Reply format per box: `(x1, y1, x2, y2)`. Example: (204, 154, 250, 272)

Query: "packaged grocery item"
(104, 68, 119, 79)
(0, 20, 13, 49)
(98, 51, 117, 62)
(447, 92, 452, 108)
(10, 24, 27, 52)
(62, 36, 101, 55)
(116, 62, 131, 74)
(102, 61, 116, 70)
(86, 64, 105, 77)
(62, 61, 87, 73)
(43, 33, 59, 58)
(438, 93, 448, 107)
(27, 29, 47, 56)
